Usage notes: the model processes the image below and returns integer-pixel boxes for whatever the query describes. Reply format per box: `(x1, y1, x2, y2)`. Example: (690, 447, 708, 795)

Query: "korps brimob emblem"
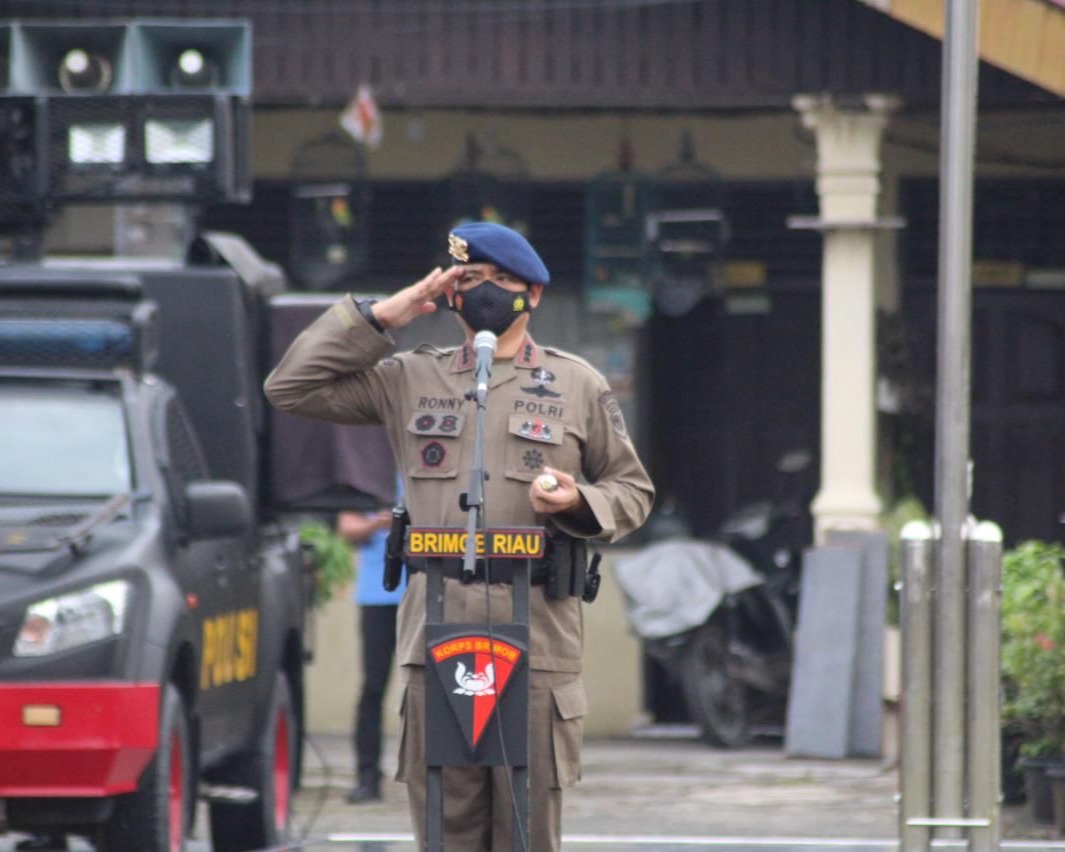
(430, 635, 524, 749)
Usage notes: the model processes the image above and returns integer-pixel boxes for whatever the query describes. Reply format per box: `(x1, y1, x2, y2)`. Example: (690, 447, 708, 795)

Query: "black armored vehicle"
(0, 238, 315, 851)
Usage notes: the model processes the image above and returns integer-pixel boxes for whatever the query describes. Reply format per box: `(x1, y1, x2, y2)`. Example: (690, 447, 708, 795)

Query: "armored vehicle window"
(0, 382, 133, 497)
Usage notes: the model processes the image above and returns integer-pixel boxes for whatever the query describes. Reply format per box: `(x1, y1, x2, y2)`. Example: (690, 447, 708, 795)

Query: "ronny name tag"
(406, 527, 545, 559)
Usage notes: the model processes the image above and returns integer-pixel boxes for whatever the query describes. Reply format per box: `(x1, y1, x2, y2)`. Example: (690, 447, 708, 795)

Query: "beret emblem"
(448, 233, 470, 262)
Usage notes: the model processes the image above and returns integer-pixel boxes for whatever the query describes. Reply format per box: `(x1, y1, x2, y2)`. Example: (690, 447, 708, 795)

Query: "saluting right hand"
(372, 266, 464, 330)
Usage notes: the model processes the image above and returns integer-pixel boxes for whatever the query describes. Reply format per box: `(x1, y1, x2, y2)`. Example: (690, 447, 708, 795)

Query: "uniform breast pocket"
(504, 412, 576, 483)
(406, 411, 464, 479)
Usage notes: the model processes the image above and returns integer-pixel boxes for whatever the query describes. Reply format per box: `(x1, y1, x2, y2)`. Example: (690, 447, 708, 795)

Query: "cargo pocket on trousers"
(549, 680, 587, 789)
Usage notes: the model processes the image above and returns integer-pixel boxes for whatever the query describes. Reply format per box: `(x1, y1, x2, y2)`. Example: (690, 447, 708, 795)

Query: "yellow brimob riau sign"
(406, 527, 545, 559)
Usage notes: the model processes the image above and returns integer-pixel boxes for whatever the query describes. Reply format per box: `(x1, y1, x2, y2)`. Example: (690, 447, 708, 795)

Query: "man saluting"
(264, 221, 653, 851)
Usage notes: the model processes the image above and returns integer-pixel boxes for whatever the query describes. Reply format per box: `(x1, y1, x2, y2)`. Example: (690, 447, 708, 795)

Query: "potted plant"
(1001, 540, 1065, 826)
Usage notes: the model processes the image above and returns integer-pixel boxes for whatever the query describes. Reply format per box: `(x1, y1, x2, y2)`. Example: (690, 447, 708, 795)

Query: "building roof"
(860, 0, 1065, 98)
(4, 0, 1058, 110)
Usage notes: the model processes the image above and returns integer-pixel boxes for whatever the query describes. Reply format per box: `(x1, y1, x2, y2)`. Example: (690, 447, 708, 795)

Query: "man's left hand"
(529, 467, 581, 515)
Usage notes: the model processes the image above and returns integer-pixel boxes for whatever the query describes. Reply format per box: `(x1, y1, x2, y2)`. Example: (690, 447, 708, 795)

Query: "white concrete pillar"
(792, 94, 899, 541)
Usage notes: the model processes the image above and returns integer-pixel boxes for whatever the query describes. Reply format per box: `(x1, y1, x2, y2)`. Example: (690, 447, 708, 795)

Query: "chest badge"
(522, 448, 545, 470)
(421, 441, 447, 467)
(409, 411, 464, 436)
(519, 419, 554, 442)
(522, 366, 561, 399)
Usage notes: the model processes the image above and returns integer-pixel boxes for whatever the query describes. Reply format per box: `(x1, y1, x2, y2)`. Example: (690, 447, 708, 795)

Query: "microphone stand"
(426, 341, 531, 852)
(462, 370, 489, 579)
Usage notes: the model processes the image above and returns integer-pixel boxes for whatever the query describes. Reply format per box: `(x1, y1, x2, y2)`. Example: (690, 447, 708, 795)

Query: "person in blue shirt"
(337, 485, 407, 804)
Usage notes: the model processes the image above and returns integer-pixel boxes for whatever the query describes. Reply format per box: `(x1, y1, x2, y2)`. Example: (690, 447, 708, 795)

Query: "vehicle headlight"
(14, 580, 131, 657)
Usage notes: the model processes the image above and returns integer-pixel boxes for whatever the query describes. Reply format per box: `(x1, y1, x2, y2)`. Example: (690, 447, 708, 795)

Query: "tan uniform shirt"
(264, 297, 654, 673)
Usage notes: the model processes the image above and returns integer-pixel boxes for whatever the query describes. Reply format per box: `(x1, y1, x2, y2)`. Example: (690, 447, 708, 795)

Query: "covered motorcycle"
(614, 537, 794, 747)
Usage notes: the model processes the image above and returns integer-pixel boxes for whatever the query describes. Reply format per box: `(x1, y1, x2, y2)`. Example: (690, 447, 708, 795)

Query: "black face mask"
(452, 280, 531, 336)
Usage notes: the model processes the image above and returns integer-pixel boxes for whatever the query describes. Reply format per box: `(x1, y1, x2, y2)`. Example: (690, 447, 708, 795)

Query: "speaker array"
(0, 19, 251, 204)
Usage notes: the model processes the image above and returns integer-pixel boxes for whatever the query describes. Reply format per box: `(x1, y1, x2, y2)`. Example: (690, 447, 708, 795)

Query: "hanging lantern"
(583, 136, 654, 326)
(441, 132, 530, 258)
(647, 131, 729, 316)
(289, 129, 370, 291)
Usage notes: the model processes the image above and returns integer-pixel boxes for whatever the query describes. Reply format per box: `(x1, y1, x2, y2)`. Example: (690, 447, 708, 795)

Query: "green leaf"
(1001, 540, 1065, 759)
(299, 521, 355, 608)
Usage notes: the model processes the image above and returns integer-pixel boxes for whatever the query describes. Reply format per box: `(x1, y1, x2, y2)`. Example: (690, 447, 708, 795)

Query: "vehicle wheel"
(97, 683, 190, 852)
(680, 615, 751, 748)
(209, 673, 296, 852)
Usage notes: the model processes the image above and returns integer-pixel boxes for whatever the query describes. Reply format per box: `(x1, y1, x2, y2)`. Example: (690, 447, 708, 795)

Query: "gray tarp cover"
(613, 538, 764, 639)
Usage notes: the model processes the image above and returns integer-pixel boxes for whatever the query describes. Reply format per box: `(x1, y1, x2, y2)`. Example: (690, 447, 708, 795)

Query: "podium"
(406, 525, 545, 852)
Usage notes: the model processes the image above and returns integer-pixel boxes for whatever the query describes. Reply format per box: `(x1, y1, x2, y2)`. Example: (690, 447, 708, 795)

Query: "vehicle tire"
(209, 673, 296, 852)
(680, 615, 751, 748)
(97, 682, 190, 852)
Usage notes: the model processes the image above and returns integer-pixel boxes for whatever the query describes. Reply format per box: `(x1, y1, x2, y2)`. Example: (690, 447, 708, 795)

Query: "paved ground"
(282, 728, 1065, 850)
(5, 729, 1065, 850)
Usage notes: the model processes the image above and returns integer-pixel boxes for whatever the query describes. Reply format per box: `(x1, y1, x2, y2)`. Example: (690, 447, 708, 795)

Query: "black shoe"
(346, 769, 382, 804)
(17, 836, 68, 851)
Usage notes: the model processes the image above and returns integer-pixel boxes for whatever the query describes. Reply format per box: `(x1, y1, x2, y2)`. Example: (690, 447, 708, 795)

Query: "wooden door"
(646, 290, 821, 539)
(904, 288, 1065, 545)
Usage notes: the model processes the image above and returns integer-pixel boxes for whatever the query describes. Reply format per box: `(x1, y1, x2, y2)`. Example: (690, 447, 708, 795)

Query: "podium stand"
(407, 526, 544, 852)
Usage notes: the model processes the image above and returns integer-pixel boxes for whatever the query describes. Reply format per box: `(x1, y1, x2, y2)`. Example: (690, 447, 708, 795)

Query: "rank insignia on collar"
(448, 233, 469, 262)
(519, 342, 536, 366)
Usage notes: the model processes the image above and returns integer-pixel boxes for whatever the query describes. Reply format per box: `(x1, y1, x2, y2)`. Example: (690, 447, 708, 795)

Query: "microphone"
(474, 330, 498, 400)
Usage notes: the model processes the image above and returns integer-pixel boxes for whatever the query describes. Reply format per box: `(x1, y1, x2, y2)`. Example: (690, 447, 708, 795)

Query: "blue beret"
(448, 222, 550, 285)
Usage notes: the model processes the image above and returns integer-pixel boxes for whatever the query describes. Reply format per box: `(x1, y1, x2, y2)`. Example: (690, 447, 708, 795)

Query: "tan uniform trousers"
(397, 665, 586, 852)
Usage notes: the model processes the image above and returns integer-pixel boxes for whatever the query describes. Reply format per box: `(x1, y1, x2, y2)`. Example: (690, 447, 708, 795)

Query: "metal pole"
(933, 0, 980, 836)
(511, 558, 531, 852)
(899, 521, 935, 852)
(967, 521, 1003, 852)
(426, 558, 445, 852)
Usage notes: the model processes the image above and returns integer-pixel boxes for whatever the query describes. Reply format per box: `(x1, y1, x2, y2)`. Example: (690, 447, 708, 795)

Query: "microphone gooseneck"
(474, 330, 498, 398)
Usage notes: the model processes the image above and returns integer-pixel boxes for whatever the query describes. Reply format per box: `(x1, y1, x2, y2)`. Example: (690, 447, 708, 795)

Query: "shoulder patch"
(598, 390, 629, 439)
